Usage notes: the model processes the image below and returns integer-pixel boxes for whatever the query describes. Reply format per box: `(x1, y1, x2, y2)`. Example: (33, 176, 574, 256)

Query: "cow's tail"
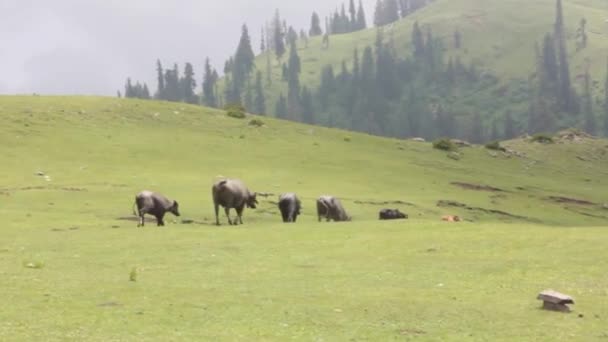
(132, 200, 138, 216)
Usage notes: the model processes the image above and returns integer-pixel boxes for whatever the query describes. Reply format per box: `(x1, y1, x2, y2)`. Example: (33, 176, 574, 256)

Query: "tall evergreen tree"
(471, 113, 484, 143)
(412, 22, 425, 60)
(301, 86, 315, 124)
(273, 10, 286, 60)
(234, 24, 255, 83)
(253, 71, 266, 115)
(356, 0, 367, 30)
(142, 84, 150, 99)
(275, 93, 288, 119)
(453, 29, 462, 49)
(125, 78, 133, 98)
(604, 58, 608, 136)
(286, 43, 302, 119)
(554, 0, 573, 113)
(286, 26, 298, 47)
(582, 69, 596, 134)
(181, 62, 197, 104)
(384, 0, 400, 24)
(349, 0, 357, 28)
(309, 12, 323, 36)
(374, 0, 384, 27)
(202, 58, 218, 107)
(155, 59, 165, 99)
(504, 111, 516, 138)
(260, 27, 266, 52)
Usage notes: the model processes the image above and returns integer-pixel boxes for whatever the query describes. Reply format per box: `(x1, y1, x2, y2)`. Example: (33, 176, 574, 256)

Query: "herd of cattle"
(133, 178, 409, 227)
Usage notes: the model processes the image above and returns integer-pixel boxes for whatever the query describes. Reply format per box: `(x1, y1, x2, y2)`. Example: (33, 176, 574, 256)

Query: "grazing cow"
(278, 193, 301, 223)
(212, 178, 258, 225)
(379, 208, 408, 220)
(133, 190, 180, 227)
(316, 195, 351, 222)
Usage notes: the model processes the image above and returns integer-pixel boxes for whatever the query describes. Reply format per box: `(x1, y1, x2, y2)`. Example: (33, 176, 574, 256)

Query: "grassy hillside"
(253, 0, 608, 113)
(1, 96, 608, 340)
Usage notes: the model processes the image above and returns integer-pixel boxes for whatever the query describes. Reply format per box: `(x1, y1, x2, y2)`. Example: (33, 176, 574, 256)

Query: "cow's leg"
(214, 202, 220, 226)
(224, 207, 233, 225)
(156, 213, 165, 227)
(138, 210, 146, 227)
(236, 205, 244, 225)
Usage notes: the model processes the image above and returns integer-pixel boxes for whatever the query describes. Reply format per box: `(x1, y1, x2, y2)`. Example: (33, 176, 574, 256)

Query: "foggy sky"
(0, 0, 374, 96)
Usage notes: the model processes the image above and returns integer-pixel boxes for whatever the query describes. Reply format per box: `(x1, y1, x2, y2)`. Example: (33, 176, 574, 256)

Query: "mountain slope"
(253, 0, 608, 116)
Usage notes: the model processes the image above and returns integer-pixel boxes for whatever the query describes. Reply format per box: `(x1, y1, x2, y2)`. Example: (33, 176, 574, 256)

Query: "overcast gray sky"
(0, 0, 374, 96)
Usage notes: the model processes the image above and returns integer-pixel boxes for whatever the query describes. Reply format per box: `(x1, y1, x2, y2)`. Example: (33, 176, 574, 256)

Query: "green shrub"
(433, 138, 457, 151)
(344, 136, 352, 142)
(485, 140, 506, 151)
(248, 118, 264, 127)
(530, 133, 554, 144)
(447, 152, 461, 160)
(129, 267, 137, 282)
(225, 103, 246, 119)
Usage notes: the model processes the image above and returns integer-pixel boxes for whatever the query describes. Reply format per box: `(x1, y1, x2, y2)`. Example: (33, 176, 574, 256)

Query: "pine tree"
(384, 0, 400, 24)
(244, 79, 253, 112)
(260, 27, 266, 52)
(374, 0, 384, 27)
(554, 0, 573, 113)
(142, 83, 150, 99)
(352, 47, 360, 81)
(275, 93, 288, 119)
(453, 29, 462, 49)
(234, 24, 255, 83)
(504, 111, 516, 138)
(125, 78, 133, 98)
(412, 22, 425, 60)
(576, 18, 587, 50)
(253, 71, 266, 115)
(165, 64, 181, 102)
(604, 58, 608, 136)
(356, 0, 367, 30)
(471, 113, 484, 143)
(349, 0, 357, 29)
(583, 69, 596, 134)
(273, 10, 286, 60)
(181, 62, 197, 104)
(155, 59, 165, 99)
(300, 86, 315, 124)
(309, 12, 323, 36)
(287, 26, 298, 47)
(202, 58, 218, 107)
(287, 43, 302, 119)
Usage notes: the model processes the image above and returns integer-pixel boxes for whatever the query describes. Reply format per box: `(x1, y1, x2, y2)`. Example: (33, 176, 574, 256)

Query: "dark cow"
(212, 178, 258, 225)
(278, 193, 301, 223)
(379, 208, 408, 220)
(316, 195, 351, 222)
(133, 190, 180, 227)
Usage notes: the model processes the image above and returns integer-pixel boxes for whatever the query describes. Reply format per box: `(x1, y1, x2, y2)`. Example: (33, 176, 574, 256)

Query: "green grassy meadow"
(1, 96, 608, 340)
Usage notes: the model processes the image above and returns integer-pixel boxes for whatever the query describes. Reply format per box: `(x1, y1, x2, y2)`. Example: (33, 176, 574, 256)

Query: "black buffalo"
(379, 208, 408, 220)
(278, 193, 301, 222)
(212, 178, 258, 225)
(133, 190, 180, 227)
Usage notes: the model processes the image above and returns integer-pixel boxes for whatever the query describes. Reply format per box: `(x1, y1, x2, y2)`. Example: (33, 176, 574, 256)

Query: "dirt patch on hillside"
(545, 196, 596, 206)
(354, 199, 415, 206)
(437, 200, 538, 222)
(451, 182, 505, 192)
(564, 206, 608, 220)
